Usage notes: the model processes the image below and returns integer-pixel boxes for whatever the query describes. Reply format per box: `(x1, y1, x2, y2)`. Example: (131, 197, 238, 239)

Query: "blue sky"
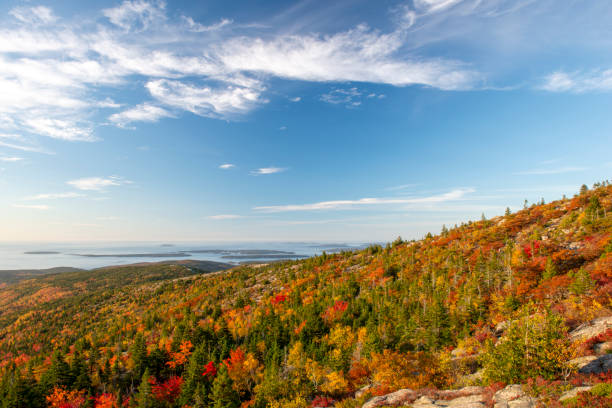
(1, 0, 611, 242)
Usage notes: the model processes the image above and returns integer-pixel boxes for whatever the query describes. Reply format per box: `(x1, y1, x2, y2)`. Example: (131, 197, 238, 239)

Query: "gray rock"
(493, 384, 525, 404)
(594, 341, 612, 355)
(356, 384, 378, 399)
(362, 388, 414, 408)
(569, 316, 612, 341)
(438, 394, 485, 407)
(507, 398, 537, 408)
(571, 354, 612, 374)
(495, 321, 510, 335)
(437, 386, 485, 398)
(559, 386, 593, 401)
(411, 396, 437, 408)
(569, 355, 598, 369)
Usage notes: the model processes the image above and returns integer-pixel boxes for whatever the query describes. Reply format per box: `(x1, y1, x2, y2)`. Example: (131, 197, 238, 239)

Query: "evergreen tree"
(136, 369, 154, 408)
(210, 365, 240, 408)
(71, 352, 91, 392)
(131, 333, 148, 379)
(40, 351, 72, 393)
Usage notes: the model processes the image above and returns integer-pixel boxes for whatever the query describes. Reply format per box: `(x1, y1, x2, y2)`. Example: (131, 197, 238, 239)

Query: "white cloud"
(147, 79, 265, 119)
(541, 70, 612, 93)
(0, 1, 482, 148)
(321, 87, 362, 107)
(321, 87, 386, 107)
(102, 0, 166, 31)
(12, 204, 49, 210)
(9, 6, 57, 25)
(0, 140, 50, 154)
(218, 25, 475, 90)
(0, 156, 23, 162)
(385, 183, 420, 191)
(514, 166, 587, 175)
(208, 214, 242, 220)
(183, 16, 232, 32)
(25, 192, 84, 200)
(414, 0, 464, 14)
(25, 118, 94, 141)
(250, 167, 287, 175)
(254, 188, 474, 212)
(67, 176, 129, 191)
(219, 163, 235, 169)
(109, 104, 172, 126)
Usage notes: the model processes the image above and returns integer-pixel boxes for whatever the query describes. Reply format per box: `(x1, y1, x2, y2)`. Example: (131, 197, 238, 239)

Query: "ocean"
(0, 241, 370, 270)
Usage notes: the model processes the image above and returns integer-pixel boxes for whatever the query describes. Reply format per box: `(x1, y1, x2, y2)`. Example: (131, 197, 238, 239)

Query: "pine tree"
(71, 352, 91, 392)
(179, 344, 209, 406)
(136, 369, 154, 408)
(131, 333, 148, 379)
(210, 366, 240, 408)
(40, 351, 72, 393)
(542, 257, 557, 281)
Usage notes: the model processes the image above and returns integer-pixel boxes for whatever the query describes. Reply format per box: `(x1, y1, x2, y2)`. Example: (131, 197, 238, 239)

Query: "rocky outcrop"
(492, 385, 536, 408)
(360, 385, 537, 408)
(362, 389, 415, 408)
(559, 386, 593, 402)
(594, 341, 612, 355)
(569, 354, 612, 374)
(569, 316, 612, 341)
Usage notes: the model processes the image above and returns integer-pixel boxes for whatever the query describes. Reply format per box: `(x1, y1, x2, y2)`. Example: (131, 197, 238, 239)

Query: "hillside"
(1, 183, 611, 407)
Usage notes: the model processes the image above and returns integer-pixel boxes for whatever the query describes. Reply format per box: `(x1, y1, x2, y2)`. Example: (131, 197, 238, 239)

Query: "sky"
(1, 0, 612, 243)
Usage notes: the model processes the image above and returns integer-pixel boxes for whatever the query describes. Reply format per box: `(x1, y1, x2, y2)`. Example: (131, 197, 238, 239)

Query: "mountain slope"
(0, 183, 611, 407)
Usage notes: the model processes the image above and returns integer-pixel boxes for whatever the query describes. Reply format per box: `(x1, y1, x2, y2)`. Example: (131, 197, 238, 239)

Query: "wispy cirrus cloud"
(219, 163, 235, 169)
(541, 70, 612, 93)
(109, 104, 172, 127)
(513, 166, 587, 175)
(12, 204, 49, 210)
(0, 0, 482, 148)
(207, 214, 243, 220)
(102, 0, 166, 31)
(250, 167, 287, 175)
(25, 192, 84, 200)
(67, 176, 130, 191)
(254, 188, 474, 212)
(0, 156, 22, 162)
(9, 6, 57, 25)
(182, 16, 232, 32)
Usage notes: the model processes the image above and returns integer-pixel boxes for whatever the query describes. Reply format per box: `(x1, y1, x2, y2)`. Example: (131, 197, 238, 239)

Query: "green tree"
(481, 310, 573, 384)
(210, 365, 240, 408)
(136, 369, 154, 408)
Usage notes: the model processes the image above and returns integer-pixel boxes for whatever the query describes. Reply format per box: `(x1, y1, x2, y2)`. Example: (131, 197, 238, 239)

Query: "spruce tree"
(210, 366, 240, 408)
(136, 369, 154, 408)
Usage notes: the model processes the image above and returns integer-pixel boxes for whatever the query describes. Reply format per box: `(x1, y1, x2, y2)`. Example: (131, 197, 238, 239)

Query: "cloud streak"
(12, 204, 49, 210)
(514, 166, 587, 175)
(109, 104, 173, 127)
(254, 188, 474, 212)
(250, 167, 287, 175)
(208, 214, 243, 220)
(541, 70, 612, 93)
(67, 176, 130, 191)
(25, 192, 84, 200)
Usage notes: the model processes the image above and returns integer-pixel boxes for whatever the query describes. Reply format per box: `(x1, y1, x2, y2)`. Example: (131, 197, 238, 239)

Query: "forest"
(0, 182, 611, 407)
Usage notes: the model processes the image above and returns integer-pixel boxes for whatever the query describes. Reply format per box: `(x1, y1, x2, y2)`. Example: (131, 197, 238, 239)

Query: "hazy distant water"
(0, 242, 369, 270)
